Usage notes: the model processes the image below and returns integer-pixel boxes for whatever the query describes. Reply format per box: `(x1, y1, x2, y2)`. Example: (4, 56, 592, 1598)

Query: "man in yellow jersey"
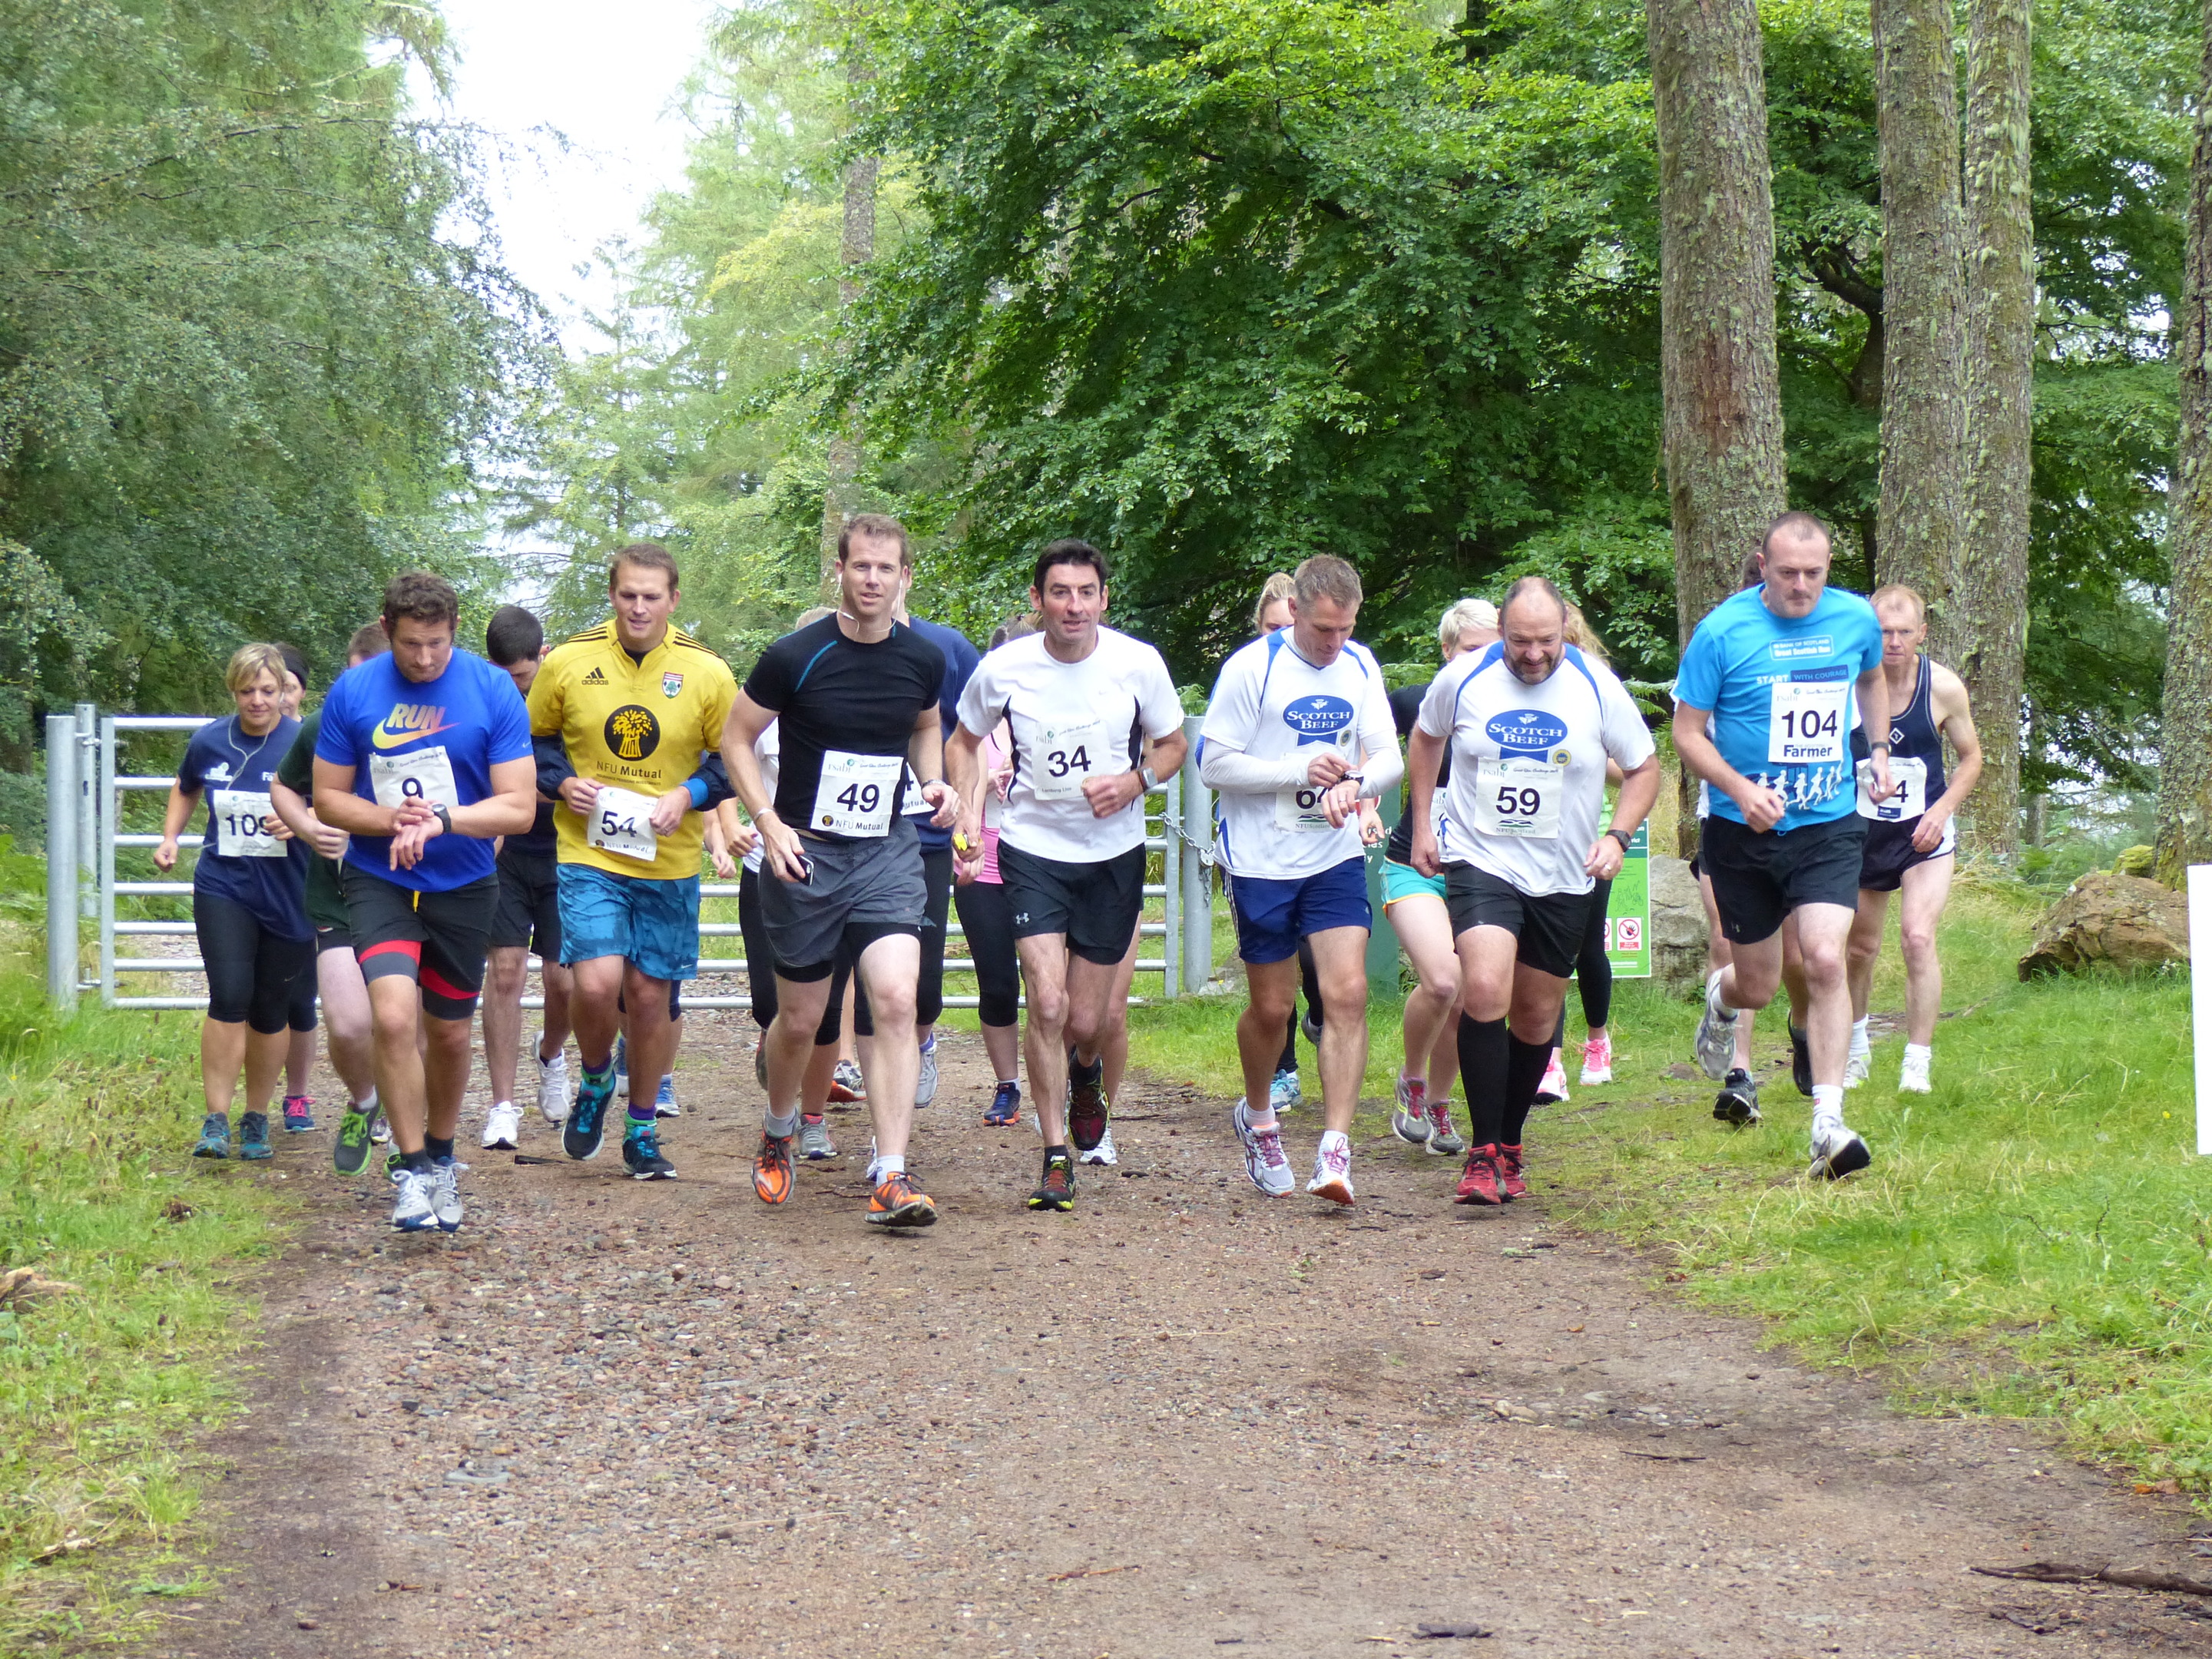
(529, 543, 737, 1179)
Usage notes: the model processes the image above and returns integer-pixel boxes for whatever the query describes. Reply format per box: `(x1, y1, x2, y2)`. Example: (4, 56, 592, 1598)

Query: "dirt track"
(144, 1015, 2212, 1659)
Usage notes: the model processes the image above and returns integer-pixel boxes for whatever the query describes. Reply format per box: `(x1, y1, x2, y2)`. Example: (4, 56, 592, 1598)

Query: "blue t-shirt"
(904, 614, 981, 853)
(179, 714, 311, 939)
(314, 649, 533, 892)
(1674, 584, 1883, 833)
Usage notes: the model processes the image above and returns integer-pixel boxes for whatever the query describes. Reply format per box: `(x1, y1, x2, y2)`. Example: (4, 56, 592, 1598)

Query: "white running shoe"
(1843, 1049, 1871, 1089)
(1306, 1137, 1355, 1205)
(535, 1048, 569, 1125)
(1578, 1031, 1614, 1085)
(1808, 1121, 1871, 1181)
(1536, 1051, 1569, 1104)
(1898, 1051, 1932, 1094)
(1230, 1099, 1295, 1197)
(1693, 969, 1740, 1081)
(481, 1101, 523, 1151)
(798, 1116, 837, 1161)
(915, 1035, 939, 1107)
(1391, 1074, 1432, 1145)
(390, 1167, 438, 1232)
(1424, 1098, 1466, 1156)
(367, 1101, 392, 1144)
(1079, 1125, 1119, 1167)
(429, 1157, 466, 1232)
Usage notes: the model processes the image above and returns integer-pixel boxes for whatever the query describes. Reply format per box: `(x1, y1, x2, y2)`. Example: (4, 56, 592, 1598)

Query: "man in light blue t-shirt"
(1672, 512, 1893, 1181)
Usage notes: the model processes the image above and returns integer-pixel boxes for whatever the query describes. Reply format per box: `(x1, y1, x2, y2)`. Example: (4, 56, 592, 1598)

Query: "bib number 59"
(1494, 783, 1543, 818)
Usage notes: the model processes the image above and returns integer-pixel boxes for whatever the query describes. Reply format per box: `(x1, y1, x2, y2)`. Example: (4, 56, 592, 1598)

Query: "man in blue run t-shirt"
(314, 572, 536, 1233)
(1672, 512, 1893, 1181)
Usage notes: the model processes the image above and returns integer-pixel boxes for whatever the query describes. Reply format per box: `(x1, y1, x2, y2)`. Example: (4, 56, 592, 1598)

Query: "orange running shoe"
(866, 1169, 938, 1228)
(1454, 1144, 1505, 1206)
(1497, 1142, 1527, 1201)
(753, 1131, 795, 1204)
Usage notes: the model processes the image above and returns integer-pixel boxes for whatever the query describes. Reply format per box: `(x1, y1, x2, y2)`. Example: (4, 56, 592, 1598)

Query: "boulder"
(2114, 844, 2155, 877)
(2017, 871, 2189, 980)
(1648, 853, 1708, 998)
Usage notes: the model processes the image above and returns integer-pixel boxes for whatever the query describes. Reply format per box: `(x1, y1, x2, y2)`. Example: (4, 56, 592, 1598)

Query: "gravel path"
(147, 1013, 2210, 1658)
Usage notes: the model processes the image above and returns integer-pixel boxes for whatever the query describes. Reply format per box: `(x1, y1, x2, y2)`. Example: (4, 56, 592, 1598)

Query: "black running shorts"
(1442, 863, 1591, 979)
(997, 841, 1145, 967)
(1699, 813, 1866, 945)
(341, 865, 498, 1020)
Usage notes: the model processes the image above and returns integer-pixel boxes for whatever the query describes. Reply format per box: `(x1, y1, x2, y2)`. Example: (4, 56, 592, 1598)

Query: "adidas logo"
(582, 667, 608, 684)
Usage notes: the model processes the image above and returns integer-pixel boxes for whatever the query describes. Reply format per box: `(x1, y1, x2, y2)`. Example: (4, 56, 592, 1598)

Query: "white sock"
(1811, 1084, 1845, 1130)
(875, 1153, 906, 1177)
(356, 1087, 378, 1111)
(764, 1110, 798, 1138)
(1903, 1043, 1931, 1069)
(1849, 1017, 1870, 1058)
(1707, 969, 1737, 1018)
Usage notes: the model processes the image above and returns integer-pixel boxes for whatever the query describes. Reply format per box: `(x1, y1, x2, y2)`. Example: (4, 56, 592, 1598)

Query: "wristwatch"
(1140, 764, 1161, 792)
(1605, 827, 1632, 851)
(432, 803, 453, 836)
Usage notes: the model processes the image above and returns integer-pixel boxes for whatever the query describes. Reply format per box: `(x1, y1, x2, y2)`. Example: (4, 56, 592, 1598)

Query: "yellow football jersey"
(530, 621, 737, 879)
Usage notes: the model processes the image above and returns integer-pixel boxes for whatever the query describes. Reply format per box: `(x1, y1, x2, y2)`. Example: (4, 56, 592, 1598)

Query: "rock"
(2018, 871, 2189, 980)
(2114, 844, 2155, 877)
(1648, 854, 1707, 997)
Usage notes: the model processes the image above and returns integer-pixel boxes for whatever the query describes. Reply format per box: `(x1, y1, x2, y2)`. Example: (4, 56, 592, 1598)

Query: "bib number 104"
(1777, 706, 1838, 743)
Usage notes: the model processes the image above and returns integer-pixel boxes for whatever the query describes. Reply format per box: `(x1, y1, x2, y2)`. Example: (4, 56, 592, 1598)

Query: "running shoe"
(237, 1111, 272, 1161)
(1080, 1125, 1118, 1167)
(915, 1035, 939, 1108)
(1535, 1051, 1569, 1104)
(1899, 1050, 1932, 1094)
(192, 1113, 230, 1160)
(1789, 1025, 1812, 1097)
(624, 1118, 677, 1180)
(1230, 1099, 1296, 1197)
(1454, 1144, 1505, 1206)
(1028, 1154, 1076, 1212)
(385, 1145, 405, 1179)
(983, 1080, 1022, 1127)
(753, 1132, 795, 1204)
(1713, 1068, 1762, 1126)
(654, 1074, 680, 1118)
(1067, 1051, 1108, 1151)
(753, 1041, 769, 1092)
(863, 1137, 882, 1186)
(866, 1170, 938, 1228)
(830, 1058, 866, 1102)
(1306, 1137, 1355, 1206)
(536, 1048, 569, 1125)
(429, 1156, 465, 1232)
(1693, 969, 1739, 1081)
(1578, 1032, 1614, 1086)
(481, 1101, 523, 1151)
(390, 1166, 439, 1232)
(798, 1115, 837, 1161)
(1301, 1009, 1323, 1048)
(333, 1104, 373, 1175)
(282, 1094, 316, 1133)
(368, 1101, 391, 1144)
(564, 1062, 617, 1161)
(1843, 1048, 1870, 1089)
(1424, 1099, 1466, 1157)
(1809, 1121, 1871, 1181)
(1497, 1142, 1526, 1201)
(613, 1035, 628, 1087)
(1391, 1075, 1432, 1146)
(1269, 1068, 1301, 1113)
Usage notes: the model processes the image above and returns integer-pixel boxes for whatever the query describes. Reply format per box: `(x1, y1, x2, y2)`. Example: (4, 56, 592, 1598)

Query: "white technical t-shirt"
(1418, 643, 1656, 897)
(1200, 630, 1399, 880)
(740, 721, 780, 876)
(955, 627, 1184, 863)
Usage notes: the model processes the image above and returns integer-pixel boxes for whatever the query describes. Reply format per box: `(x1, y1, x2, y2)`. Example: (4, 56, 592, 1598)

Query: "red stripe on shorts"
(420, 965, 472, 1001)
(358, 939, 422, 967)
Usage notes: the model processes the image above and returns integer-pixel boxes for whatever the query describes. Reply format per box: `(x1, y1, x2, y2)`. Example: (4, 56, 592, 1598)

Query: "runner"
(948, 540, 1186, 1212)
(273, 643, 320, 1131)
(1843, 584, 1982, 1094)
(478, 605, 576, 1150)
(530, 544, 736, 1181)
(721, 512, 954, 1229)
(312, 572, 536, 1231)
(1200, 555, 1402, 1204)
(1249, 574, 1326, 1113)
(155, 644, 313, 1163)
(268, 622, 395, 1174)
(1673, 512, 1892, 1179)
(952, 616, 1034, 1129)
(1384, 597, 1496, 1157)
(1407, 578, 1658, 1204)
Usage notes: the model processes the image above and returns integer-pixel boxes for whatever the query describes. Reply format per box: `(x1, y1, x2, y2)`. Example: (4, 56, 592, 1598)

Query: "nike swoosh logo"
(372, 717, 458, 749)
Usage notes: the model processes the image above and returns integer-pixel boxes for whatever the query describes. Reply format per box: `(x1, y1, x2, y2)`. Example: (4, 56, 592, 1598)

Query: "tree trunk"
(2154, 0, 2212, 884)
(1949, 0, 2034, 862)
(819, 64, 878, 588)
(1647, 0, 1788, 859)
(1872, 0, 1967, 614)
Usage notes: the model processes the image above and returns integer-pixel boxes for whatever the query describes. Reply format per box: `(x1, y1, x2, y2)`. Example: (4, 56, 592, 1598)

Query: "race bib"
(811, 750, 902, 838)
(1275, 780, 1345, 833)
(1857, 755, 1928, 822)
(1030, 715, 1108, 803)
(585, 784, 659, 863)
(1472, 757, 1563, 839)
(1768, 678, 1848, 765)
(210, 790, 283, 858)
(369, 745, 459, 813)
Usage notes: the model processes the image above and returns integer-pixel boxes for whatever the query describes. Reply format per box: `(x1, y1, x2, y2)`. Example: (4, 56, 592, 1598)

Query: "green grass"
(1126, 878, 2212, 1494)
(0, 959, 293, 1650)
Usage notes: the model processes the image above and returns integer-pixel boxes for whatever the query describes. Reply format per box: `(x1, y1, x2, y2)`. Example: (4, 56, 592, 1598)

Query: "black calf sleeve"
(1502, 1033, 1552, 1148)
(1456, 1015, 1509, 1147)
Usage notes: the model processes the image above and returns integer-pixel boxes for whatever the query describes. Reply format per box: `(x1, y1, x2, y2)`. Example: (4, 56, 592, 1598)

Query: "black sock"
(1551, 1008, 1566, 1050)
(1456, 1015, 1509, 1147)
(1502, 1034, 1552, 1147)
(404, 1147, 435, 1174)
(424, 1134, 455, 1163)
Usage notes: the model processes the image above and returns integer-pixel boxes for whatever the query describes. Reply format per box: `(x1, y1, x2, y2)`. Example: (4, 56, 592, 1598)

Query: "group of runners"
(158, 506, 1976, 1232)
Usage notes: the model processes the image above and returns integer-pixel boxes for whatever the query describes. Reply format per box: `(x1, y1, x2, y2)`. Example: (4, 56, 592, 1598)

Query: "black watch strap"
(1606, 827, 1632, 850)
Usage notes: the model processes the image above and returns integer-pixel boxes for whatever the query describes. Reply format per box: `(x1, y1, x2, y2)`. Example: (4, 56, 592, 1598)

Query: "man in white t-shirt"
(1409, 577, 1659, 1206)
(1199, 555, 1402, 1204)
(950, 540, 1187, 1214)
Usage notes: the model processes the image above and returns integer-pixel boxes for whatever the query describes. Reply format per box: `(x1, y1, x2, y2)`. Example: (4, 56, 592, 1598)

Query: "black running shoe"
(1789, 1025, 1812, 1098)
(623, 1118, 677, 1180)
(1027, 1154, 1075, 1213)
(1066, 1052, 1108, 1152)
(1810, 1124, 1871, 1181)
(565, 1062, 616, 1161)
(1713, 1068, 1761, 1125)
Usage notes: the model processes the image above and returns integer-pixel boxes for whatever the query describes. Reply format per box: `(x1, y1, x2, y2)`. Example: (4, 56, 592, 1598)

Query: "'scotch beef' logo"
(1486, 709, 1568, 755)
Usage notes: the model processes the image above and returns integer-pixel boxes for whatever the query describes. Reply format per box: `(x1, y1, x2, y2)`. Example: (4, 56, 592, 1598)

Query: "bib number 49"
(836, 781, 881, 815)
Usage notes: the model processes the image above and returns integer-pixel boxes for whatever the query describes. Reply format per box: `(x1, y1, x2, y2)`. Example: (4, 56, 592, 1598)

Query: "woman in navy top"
(154, 644, 313, 1162)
